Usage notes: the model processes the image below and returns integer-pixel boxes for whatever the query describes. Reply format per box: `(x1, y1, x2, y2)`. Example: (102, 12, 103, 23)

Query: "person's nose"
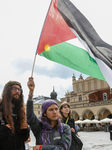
(16, 89, 20, 93)
(16, 89, 19, 92)
(53, 109, 57, 113)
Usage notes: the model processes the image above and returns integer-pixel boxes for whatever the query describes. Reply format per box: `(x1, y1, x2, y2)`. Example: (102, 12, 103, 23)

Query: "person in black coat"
(109, 122, 112, 141)
(59, 102, 76, 150)
(59, 101, 83, 150)
(59, 102, 75, 131)
(0, 81, 29, 150)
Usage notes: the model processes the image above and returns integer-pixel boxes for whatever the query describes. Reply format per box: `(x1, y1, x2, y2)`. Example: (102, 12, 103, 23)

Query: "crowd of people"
(0, 77, 112, 150)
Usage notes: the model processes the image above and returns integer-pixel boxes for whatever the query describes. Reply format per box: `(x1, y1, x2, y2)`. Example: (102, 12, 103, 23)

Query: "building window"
(38, 111, 40, 115)
(103, 93, 107, 101)
(79, 95, 82, 101)
(67, 97, 70, 102)
(38, 105, 40, 108)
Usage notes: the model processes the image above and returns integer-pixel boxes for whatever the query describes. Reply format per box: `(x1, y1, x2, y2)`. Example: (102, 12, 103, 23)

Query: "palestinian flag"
(37, 0, 112, 88)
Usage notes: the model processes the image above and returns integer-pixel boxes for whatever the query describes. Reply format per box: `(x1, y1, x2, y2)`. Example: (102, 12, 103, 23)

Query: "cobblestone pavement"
(79, 131, 112, 150)
(29, 131, 112, 150)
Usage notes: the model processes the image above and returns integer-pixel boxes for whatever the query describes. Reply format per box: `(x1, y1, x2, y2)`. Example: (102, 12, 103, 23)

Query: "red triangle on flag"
(37, 0, 76, 54)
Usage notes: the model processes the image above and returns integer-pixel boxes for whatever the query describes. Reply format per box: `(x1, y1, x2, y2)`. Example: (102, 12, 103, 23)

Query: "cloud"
(11, 57, 74, 78)
(56, 84, 73, 100)
(11, 58, 33, 75)
(0, 84, 3, 97)
(0, 83, 3, 89)
(11, 57, 88, 79)
(34, 63, 74, 79)
(31, 74, 73, 102)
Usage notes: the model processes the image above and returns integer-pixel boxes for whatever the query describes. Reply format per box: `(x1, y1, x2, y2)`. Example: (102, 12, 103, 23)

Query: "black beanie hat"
(4, 81, 22, 89)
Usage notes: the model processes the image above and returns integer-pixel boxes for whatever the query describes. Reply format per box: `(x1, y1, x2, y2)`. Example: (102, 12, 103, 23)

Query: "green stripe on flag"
(39, 42, 105, 81)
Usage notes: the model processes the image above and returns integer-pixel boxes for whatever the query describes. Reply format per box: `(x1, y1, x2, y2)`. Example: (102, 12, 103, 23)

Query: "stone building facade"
(61, 74, 112, 121)
(32, 74, 112, 121)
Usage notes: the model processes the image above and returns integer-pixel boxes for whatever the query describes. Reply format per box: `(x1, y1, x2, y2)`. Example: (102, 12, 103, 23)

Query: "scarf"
(40, 118, 63, 145)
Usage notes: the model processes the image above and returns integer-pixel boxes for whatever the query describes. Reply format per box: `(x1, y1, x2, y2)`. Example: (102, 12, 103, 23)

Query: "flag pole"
(31, 0, 52, 77)
(31, 53, 37, 77)
(36, 0, 52, 55)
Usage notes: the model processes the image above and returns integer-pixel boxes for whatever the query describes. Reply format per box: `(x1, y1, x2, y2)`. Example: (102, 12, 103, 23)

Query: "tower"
(50, 86, 57, 100)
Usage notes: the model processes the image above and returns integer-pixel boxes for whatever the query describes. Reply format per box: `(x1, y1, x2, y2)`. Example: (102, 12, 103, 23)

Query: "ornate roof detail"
(72, 73, 76, 80)
(50, 86, 57, 100)
(79, 74, 83, 80)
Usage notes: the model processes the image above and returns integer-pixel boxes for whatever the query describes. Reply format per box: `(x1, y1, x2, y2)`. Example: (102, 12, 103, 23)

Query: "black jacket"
(0, 105, 29, 150)
(62, 117, 75, 129)
(27, 100, 71, 150)
(62, 117, 83, 150)
(109, 124, 112, 132)
(62, 117, 76, 150)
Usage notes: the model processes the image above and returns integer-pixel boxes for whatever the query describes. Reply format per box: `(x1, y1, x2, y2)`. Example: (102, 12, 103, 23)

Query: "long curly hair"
(59, 101, 72, 121)
(1, 85, 26, 133)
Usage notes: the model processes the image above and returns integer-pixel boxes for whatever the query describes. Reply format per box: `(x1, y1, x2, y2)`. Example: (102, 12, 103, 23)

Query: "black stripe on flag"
(57, 0, 112, 70)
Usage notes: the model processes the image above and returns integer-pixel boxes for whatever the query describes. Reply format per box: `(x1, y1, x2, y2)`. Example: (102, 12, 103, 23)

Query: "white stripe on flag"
(70, 27, 112, 87)
(70, 27, 95, 59)
(96, 58, 112, 88)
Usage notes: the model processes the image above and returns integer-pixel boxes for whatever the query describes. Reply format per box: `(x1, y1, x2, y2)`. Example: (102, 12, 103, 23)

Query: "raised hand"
(27, 77, 35, 95)
(20, 122, 28, 129)
(6, 124, 11, 129)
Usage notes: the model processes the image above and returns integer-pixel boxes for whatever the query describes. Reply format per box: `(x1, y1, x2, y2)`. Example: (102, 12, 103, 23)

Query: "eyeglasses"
(12, 87, 22, 92)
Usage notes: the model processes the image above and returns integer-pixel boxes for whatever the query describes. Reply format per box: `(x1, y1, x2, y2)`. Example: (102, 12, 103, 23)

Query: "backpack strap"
(65, 117, 69, 124)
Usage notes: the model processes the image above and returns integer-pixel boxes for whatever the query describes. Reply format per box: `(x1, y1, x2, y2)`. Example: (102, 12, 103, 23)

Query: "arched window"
(103, 93, 107, 101)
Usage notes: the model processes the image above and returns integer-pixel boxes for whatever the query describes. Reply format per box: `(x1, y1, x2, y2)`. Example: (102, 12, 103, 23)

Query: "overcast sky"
(0, 0, 112, 104)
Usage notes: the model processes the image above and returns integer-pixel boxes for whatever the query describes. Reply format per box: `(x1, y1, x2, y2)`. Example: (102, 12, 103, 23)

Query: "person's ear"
(43, 113, 46, 116)
(60, 109, 63, 113)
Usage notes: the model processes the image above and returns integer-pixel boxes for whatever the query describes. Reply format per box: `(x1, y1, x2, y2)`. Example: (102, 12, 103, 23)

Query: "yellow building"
(61, 74, 112, 121)
(33, 74, 112, 121)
